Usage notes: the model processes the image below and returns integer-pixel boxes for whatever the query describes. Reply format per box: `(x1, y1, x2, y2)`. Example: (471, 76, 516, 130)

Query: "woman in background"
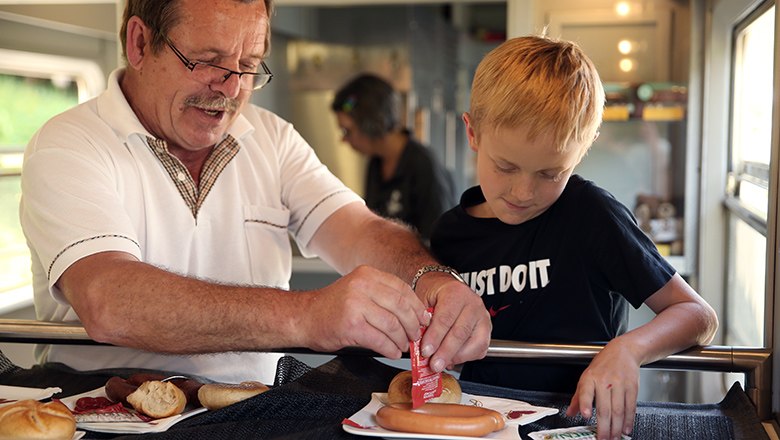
(332, 74, 455, 242)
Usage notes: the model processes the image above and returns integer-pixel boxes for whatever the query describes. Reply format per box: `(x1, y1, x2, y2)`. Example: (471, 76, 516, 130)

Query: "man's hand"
(305, 203, 490, 365)
(299, 265, 429, 359)
(415, 273, 491, 372)
(566, 341, 639, 440)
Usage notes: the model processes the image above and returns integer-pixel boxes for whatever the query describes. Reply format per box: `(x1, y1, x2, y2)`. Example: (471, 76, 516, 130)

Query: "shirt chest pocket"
(244, 205, 292, 288)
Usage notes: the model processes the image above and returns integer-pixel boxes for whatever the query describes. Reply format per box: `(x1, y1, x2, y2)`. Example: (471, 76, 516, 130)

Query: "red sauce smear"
(507, 409, 537, 419)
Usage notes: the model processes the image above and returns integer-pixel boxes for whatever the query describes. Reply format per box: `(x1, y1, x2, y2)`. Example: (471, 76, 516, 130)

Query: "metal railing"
(0, 318, 771, 419)
(485, 340, 771, 420)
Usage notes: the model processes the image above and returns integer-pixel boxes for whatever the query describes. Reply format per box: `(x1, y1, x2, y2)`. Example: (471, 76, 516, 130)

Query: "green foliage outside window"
(0, 74, 78, 151)
(0, 73, 78, 294)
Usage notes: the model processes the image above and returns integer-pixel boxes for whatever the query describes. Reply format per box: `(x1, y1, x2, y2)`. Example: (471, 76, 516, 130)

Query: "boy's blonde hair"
(469, 35, 605, 154)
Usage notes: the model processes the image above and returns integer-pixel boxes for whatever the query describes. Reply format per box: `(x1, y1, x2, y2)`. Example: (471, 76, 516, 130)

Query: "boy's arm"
(566, 273, 718, 440)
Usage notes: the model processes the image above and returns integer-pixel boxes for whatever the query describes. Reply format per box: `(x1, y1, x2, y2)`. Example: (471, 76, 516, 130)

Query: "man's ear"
(462, 112, 479, 153)
(125, 16, 151, 68)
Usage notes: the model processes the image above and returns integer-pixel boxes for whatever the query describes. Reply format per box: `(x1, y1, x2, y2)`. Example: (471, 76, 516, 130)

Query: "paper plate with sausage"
(342, 392, 558, 439)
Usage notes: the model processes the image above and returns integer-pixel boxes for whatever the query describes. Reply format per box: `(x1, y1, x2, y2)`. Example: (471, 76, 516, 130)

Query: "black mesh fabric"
(273, 355, 313, 387)
(104, 355, 400, 440)
(0, 355, 770, 439)
(0, 360, 115, 397)
(0, 349, 21, 375)
(464, 380, 763, 440)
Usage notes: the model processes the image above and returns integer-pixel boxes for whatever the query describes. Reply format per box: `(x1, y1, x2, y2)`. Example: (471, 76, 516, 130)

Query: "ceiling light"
(615, 2, 631, 17)
(618, 39, 633, 54)
(619, 58, 635, 72)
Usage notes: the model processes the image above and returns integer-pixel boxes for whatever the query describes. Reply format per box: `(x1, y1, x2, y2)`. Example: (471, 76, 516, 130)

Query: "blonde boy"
(430, 36, 718, 440)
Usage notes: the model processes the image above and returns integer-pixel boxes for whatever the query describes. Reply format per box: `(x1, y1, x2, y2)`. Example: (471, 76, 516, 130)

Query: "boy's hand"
(415, 273, 491, 372)
(566, 342, 639, 440)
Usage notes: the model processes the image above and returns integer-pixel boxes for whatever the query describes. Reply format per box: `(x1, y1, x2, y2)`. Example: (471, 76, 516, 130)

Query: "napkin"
(461, 393, 559, 426)
(0, 384, 62, 407)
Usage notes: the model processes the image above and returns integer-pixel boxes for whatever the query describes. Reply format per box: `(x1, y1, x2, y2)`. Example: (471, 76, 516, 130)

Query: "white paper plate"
(0, 384, 62, 407)
(59, 387, 207, 434)
(342, 392, 558, 439)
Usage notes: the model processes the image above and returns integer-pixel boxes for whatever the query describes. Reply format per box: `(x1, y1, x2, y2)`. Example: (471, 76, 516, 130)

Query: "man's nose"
(210, 72, 242, 99)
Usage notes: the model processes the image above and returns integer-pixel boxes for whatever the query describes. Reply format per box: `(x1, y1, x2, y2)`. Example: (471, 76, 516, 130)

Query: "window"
(723, 3, 775, 348)
(0, 49, 103, 312)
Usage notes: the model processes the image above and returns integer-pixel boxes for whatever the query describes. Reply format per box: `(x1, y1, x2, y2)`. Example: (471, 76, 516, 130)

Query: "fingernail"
(421, 344, 434, 358)
(423, 310, 432, 325)
(430, 358, 445, 372)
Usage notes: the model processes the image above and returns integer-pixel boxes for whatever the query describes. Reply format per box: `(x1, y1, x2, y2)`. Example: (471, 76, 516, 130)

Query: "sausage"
(375, 402, 505, 437)
(126, 373, 167, 386)
(168, 377, 203, 407)
(104, 376, 139, 406)
(104, 374, 204, 407)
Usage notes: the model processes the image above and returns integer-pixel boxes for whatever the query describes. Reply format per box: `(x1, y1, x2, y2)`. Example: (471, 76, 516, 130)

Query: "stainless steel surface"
(0, 318, 91, 343)
(0, 318, 771, 419)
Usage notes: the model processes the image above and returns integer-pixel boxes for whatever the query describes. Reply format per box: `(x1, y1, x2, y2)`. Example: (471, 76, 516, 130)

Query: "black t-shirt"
(430, 175, 675, 392)
(365, 137, 454, 240)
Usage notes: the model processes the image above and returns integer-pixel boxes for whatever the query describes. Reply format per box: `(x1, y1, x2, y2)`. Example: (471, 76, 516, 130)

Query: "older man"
(20, 0, 489, 384)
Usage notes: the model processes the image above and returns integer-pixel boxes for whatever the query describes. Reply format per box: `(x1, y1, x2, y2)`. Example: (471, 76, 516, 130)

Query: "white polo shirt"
(20, 69, 362, 384)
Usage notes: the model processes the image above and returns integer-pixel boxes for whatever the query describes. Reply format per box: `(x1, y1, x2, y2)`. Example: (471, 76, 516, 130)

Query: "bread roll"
(387, 370, 462, 404)
(105, 375, 203, 408)
(0, 399, 76, 440)
(126, 380, 186, 418)
(197, 381, 269, 410)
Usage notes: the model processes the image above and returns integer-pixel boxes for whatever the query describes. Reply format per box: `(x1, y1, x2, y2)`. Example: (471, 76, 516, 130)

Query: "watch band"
(410, 265, 466, 291)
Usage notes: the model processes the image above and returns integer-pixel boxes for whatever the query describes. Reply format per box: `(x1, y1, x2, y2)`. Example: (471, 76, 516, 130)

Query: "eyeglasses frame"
(164, 37, 273, 91)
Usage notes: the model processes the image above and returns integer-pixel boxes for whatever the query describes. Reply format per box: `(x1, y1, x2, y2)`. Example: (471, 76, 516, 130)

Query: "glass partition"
(0, 55, 102, 313)
(724, 2, 776, 350)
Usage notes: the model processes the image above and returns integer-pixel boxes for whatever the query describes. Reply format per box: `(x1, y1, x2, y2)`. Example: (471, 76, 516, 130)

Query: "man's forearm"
(353, 217, 434, 283)
(58, 253, 307, 353)
(311, 203, 436, 284)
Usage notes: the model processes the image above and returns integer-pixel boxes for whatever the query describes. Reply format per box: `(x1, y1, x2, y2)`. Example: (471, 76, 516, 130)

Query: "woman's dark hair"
(331, 74, 400, 139)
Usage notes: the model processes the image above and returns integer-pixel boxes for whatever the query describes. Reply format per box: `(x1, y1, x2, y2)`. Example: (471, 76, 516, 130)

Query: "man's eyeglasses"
(165, 37, 273, 91)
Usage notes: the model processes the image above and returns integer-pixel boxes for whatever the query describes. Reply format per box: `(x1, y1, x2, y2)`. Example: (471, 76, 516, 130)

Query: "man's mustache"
(185, 95, 240, 113)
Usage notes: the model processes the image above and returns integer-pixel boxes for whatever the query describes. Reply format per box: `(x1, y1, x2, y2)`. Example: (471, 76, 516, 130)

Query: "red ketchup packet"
(410, 307, 442, 408)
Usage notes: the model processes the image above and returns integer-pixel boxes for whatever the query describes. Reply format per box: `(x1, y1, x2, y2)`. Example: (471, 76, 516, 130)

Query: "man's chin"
(186, 127, 231, 148)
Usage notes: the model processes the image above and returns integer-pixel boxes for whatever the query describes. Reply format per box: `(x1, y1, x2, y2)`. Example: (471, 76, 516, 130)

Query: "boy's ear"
(462, 112, 479, 152)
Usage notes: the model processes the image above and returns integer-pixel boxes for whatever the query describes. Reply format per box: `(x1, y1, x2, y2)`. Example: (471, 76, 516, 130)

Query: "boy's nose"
(510, 174, 535, 202)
